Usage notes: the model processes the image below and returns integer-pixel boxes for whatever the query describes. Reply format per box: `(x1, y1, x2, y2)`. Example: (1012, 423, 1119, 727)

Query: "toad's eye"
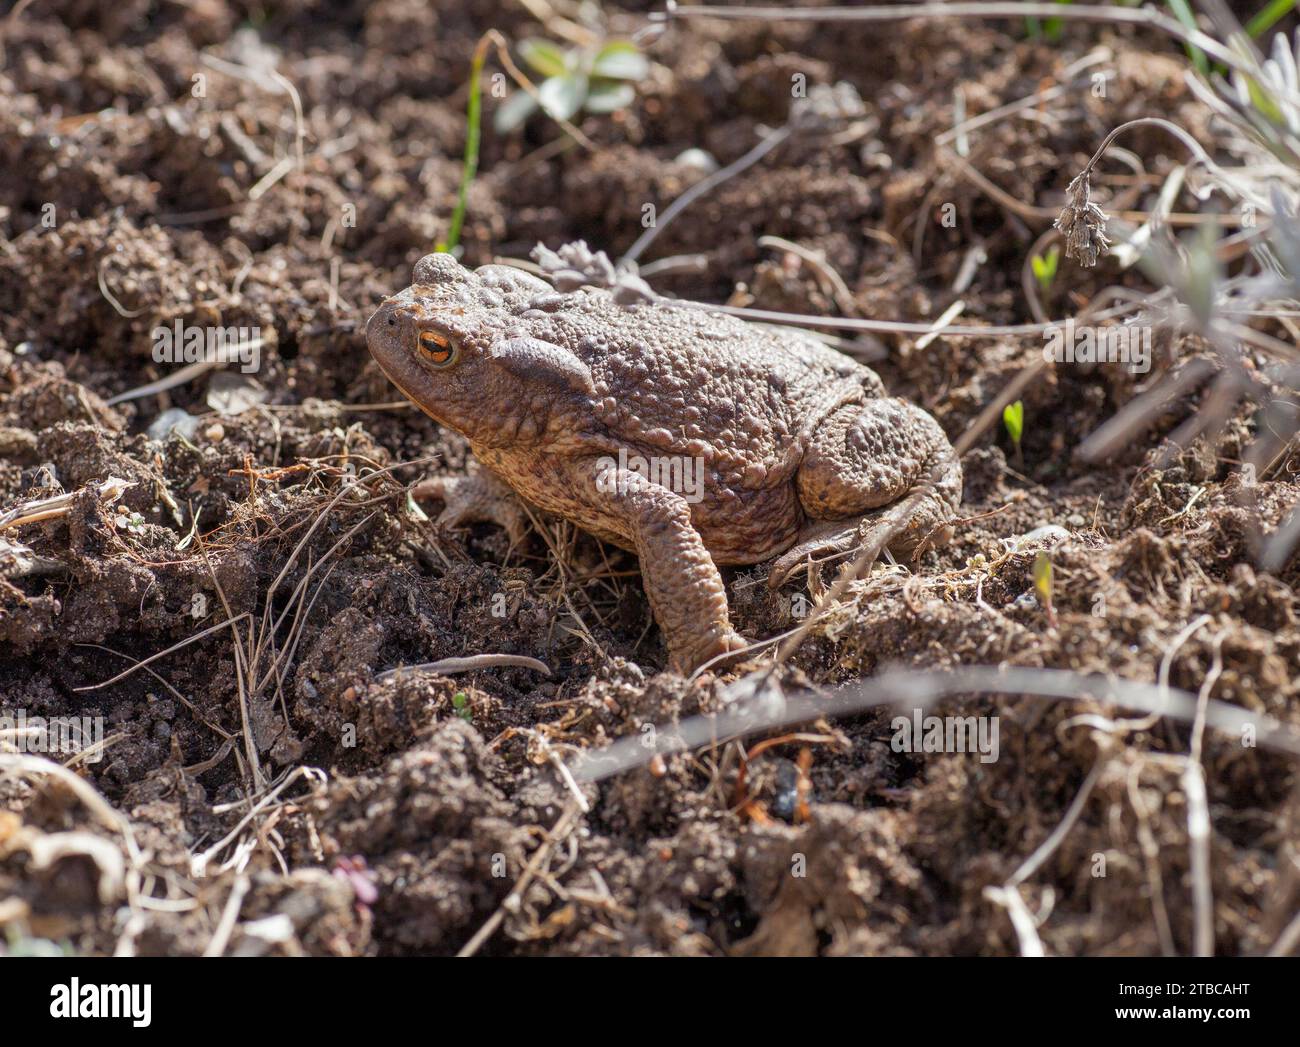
(417, 330, 458, 368)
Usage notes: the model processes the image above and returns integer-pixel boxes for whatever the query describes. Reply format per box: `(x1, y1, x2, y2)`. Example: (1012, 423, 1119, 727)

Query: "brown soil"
(1, 1, 1297, 957)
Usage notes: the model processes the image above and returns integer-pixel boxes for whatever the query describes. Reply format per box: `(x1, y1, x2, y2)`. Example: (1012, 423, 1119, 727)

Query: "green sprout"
(1026, 0, 1071, 42)
(1002, 399, 1025, 466)
(4, 926, 73, 956)
(1245, 75, 1286, 126)
(439, 35, 647, 254)
(437, 36, 489, 254)
(451, 691, 472, 722)
(1033, 551, 1058, 629)
(1165, 0, 1209, 74)
(1030, 244, 1060, 295)
(1165, 0, 1293, 83)
(1246, 0, 1298, 39)
(495, 38, 648, 132)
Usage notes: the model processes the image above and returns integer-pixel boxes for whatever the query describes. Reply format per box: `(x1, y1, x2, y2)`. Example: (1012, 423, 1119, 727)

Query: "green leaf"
(537, 74, 588, 122)
(404, 489, 430, 521)
(1033, 551, 1053, 605)
(519, 38, 570, 79)
(493, 89, 538, 133)
(584, 81, 636, 114)
(1246, 0, 1297, 38)
(1165, 0, 1209, 75)
(1043, 0, 1071, 43)
(1030, 244, 1060, 291)
(1183, 222, 1222, 328)
(439, 41, 486, 254)
(1245, 74, 1286, 125)
(592, 41, 648, 81)
(1002, 400, 1024, 446)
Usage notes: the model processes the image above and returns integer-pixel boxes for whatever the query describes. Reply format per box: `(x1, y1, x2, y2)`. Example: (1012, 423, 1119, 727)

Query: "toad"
(367, 253, 961, 673)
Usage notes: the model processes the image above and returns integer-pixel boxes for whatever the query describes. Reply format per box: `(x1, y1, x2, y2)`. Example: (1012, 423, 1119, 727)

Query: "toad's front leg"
(413, 468, 531, 547)
(564, 457, 748, 674)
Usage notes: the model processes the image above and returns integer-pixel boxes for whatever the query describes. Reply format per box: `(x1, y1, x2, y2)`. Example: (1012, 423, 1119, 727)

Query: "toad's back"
(509, 289, 883, 490)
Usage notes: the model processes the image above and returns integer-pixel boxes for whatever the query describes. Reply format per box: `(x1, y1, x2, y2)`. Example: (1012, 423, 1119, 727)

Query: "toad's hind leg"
(768, 399, 962, 588)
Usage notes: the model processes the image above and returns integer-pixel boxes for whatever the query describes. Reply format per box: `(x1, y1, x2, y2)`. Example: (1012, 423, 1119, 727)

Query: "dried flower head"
(790, 81, 869, 131)
(531, 240, 658, 305)
(1055, 171, 1112, 268)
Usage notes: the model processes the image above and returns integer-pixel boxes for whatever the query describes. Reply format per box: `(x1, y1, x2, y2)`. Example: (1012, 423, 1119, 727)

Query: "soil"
(1, 1, 1298, 957)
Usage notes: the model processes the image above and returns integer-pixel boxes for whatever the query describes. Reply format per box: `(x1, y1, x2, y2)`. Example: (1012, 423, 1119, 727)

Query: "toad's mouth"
(371, 354, 445, 427)
(366, 299, 435, 412)
(370, 354, 473, 447)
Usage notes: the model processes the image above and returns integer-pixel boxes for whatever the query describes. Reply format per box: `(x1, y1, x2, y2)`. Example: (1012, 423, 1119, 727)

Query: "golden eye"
(417, 330, 458, 368)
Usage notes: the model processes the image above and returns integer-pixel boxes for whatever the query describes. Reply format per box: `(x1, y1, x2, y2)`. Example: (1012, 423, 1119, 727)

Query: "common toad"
(367, 253, 961, 672)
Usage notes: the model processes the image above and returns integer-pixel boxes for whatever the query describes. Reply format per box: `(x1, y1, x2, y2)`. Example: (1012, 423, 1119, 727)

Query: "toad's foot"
(676, 622, 750, 676)
(766, 517, 867, 589)
(768, 470, 960, 589)
(413, 470, 530, 546)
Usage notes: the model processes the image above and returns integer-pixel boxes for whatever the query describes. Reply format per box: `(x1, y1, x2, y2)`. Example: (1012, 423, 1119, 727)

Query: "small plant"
(1246, 0, 1298, 39)
(1033, 551, 1058, 630)
(452, 691, 472, 722)
(114, 507, 147, 535)
(1002, 400, 1025, 467)
(1026, 0, 1071, 42)
(1030, 244, 1060, 295)
(439, 34, 647, 254)
(1165, 0, 1295, 79)
(1165, 0, 1209, 74)
(437, 36, 490, 254)
(3, 926, 72, 956)
(495, 38, 648, 132)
